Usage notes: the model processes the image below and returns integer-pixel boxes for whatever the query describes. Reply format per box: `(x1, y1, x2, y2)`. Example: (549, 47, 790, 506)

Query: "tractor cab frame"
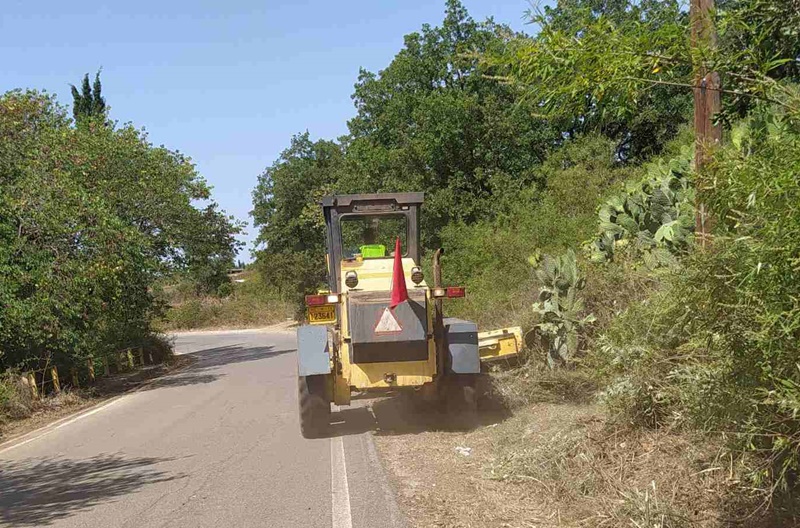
(321, 192, 423, 293)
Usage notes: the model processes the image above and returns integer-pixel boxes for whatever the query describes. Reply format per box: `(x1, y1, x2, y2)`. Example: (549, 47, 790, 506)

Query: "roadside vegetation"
(156, 269, 293, 331)
(251, 0, 800, 524)
(0, 74, 243, 427)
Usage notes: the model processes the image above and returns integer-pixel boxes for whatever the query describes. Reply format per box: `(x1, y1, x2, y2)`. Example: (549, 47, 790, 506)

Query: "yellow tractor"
(296, 192, 484, 438)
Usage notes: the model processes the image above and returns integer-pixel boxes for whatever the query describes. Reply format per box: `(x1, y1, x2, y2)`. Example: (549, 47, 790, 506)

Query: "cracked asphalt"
(0, 329, 404, 528)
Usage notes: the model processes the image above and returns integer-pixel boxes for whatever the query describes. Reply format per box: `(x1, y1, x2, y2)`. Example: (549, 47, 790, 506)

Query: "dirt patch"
(373, 400, 796, 527)
(374, 403, 597, 527)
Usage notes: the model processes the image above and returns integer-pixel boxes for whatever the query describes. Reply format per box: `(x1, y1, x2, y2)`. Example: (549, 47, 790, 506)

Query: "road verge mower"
(296, 192, 516, 438)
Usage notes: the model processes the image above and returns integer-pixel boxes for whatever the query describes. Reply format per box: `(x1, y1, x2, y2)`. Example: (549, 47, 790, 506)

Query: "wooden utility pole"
(690, 0, 722, 248)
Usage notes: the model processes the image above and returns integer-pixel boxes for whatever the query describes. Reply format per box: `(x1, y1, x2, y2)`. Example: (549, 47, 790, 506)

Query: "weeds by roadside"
(156, 270, 293, 331)
(489, 362, 599, 409)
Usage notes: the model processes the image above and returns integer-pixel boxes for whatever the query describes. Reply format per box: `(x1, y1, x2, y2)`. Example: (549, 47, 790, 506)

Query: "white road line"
(0, 394, 129, 455)
(0, 350, 198, 455)
(331, 409, 353, 528)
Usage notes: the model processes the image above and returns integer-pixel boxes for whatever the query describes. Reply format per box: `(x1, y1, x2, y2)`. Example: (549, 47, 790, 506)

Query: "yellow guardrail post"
(28, 372, 38, 399)
(127, 349, 135, 370)
(22, 373, 39, 400)
(51, 367, 61, 393)
(87, 358, 96, 383)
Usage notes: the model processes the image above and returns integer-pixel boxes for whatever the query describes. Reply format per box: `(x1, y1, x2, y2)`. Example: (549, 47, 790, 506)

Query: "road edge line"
(331, 409, 354, 528)
(0, 358, 195, 455)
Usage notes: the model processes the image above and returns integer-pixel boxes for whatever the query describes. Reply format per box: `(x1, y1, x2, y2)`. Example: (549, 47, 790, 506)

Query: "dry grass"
(489, 415, 726, 527)
(159, 295, 292, 331)
(157, 271, 294, 331)
(0, 384, 100, 443)
(0, 349, 187, 443)
(488, 362, 599, 409)
(374, 369, 798, 528)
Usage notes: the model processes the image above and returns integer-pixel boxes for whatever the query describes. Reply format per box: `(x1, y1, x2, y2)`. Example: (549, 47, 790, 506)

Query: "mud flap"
(297, 325, 331, 376)
(443, 318, 480, 374)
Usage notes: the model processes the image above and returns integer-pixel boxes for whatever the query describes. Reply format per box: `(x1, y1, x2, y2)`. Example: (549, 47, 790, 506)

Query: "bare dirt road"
(0, 329, 404, 528)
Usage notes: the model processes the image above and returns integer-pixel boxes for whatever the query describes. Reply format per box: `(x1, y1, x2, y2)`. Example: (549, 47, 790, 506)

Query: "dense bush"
(596, 104, 800, 492)
(441, 135, 631, 328)
(158, 271, 293, 331)
(0, 90, 241, 375)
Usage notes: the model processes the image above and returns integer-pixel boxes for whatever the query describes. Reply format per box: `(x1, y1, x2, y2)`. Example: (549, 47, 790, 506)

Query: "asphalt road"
(0, 329, 405, 528)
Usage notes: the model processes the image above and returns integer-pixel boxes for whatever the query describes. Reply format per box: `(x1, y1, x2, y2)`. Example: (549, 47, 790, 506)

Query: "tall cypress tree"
(70, 71, 106, 123)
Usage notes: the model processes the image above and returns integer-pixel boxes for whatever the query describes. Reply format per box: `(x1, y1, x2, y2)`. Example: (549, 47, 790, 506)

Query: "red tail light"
(446, 287, 466, 298)
(305, 294, 340, 306)
(305, 295, 327, 306)
(432, 287, 466, 298)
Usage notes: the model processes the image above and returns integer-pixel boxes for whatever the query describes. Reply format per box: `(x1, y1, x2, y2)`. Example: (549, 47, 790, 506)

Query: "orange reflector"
(446, 287, 466, 298)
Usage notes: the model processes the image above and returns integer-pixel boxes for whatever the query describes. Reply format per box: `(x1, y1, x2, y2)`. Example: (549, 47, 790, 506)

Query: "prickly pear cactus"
(532, 250, 595, 368)
(588, 148, 695, 267)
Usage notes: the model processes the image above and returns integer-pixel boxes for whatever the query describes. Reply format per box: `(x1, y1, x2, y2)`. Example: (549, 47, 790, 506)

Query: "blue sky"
(2, 0, 536, 260)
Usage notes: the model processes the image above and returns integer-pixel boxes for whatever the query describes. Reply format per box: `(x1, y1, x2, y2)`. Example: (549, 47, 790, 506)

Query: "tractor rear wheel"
(298, 375, 330, 438)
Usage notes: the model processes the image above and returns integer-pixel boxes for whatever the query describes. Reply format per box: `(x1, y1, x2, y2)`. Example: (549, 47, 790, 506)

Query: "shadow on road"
(140, 345, 295, 391)
(0, 453, 185, 526)
(328, 392, 511, 439)
(188, 345, 295, 369)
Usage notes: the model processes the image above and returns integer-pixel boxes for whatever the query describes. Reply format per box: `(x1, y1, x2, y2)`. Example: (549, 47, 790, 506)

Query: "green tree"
(0, 89, 242, 373)
(251, 133, 343, 304)
(486, 0, 693, 161)
(487, 0, 800, 141)
(342, 0, 560, 247)
(70, 71, 107, 123)
(180, 204, 245, 295)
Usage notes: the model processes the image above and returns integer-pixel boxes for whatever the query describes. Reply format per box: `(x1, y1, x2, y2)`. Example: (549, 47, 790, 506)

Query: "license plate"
(307, 304, 336, 324)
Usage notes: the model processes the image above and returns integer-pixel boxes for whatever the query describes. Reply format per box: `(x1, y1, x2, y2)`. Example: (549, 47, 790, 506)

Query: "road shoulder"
(0, 356, 193, 452)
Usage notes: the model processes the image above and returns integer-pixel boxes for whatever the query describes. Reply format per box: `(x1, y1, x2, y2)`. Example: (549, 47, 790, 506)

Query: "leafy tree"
(0, 89, 241, 373)
(486, 0, 693, 161)
(180, 204, 245, 295)
(70, 71, 107, 122)
(251, 132, 343, 304)
(343, 0, 560, 246)
(487, 0, 800, 143)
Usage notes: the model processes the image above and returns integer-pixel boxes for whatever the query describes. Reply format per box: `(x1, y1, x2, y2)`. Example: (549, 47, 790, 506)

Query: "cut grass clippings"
(374, 368, 799, 528)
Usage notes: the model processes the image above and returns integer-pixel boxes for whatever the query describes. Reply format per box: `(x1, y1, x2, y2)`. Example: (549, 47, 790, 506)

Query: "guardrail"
(20, 346, 150, 399)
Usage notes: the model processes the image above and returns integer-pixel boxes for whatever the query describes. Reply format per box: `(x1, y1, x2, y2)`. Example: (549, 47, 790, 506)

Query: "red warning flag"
(390, 237, 409, 309)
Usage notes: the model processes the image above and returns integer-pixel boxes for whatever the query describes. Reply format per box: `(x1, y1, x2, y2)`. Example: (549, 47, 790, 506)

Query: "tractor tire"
(298, 375, 330, 439)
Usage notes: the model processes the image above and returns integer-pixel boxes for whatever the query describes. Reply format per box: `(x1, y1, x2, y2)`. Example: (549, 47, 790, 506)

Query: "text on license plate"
(307, 304, 336, 324)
